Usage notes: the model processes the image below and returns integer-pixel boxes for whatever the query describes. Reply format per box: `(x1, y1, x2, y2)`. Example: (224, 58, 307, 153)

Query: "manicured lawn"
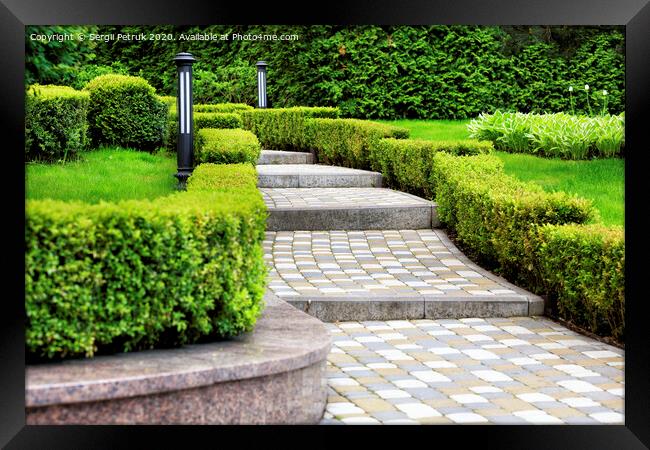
(377, 119, 471, 141)
(495, 151, 624, 227)
(379, 119, 625, 227)
(26, 147, 177, 203)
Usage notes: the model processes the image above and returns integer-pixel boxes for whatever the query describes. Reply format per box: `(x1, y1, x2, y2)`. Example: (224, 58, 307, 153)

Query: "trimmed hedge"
(25, 85, 90, 162)
(84, 74, 168, 151)
(194, 103, 254, 113)
(467, 111, 625, 159)
(431, 152, 624, 340)
(369, 138, 493, 198)
(165, 112, 244, 151)
(187, 163, 259, 192)
(304, 118, 409, 169)
(240, 107, 340, 151)
(25, 164, 267, 360)
(535, 223, 625, 340)
(431, 152, 595, 280)
(195, 128, 261, 165)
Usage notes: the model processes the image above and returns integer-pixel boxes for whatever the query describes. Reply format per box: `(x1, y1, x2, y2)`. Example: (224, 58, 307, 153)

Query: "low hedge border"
(430, 152, 624, 340)
(25, 164, 267, 360)
(535, 223, 625, 340)
(369, 138, 493, 198)
(165, 112, 245, 151)
(240, 107, 340, 151)
(25, 85, 90, 163)
(304, 118, 410, 169)
(195, 128, 261, 165)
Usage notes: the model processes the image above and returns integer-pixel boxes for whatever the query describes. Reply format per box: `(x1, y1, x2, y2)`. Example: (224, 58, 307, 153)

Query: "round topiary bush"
(25, 84, 90, 163)
(84, 74, 168, 151)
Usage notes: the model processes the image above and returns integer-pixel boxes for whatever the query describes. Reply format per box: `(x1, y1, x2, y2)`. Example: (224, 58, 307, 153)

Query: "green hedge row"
(431, 152, 624, 340)
(195, 128, 261, 165)
(240, 107, 339, 151)
(165, 112, 244, 151)
(25, 85, 90, 163)
(194, 103, 254, 113)
(304, 118, 409, 169)
(535, 223, 625, 339)
(25, 164, 267, 360)
(468, 111, 625, 159)
(368, 138, 493, 198)
(84, 74, 168, 151)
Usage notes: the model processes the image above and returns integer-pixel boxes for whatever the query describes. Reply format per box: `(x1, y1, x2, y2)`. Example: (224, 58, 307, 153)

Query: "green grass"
(26, 147, 177, 203)
(495, 151, 624, 227)
(376, 119, 624, 227)
(376, 119, 471, 141)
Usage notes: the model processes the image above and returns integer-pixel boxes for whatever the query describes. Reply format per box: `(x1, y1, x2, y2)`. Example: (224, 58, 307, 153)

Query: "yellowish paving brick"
(419, 416, 454, 425)
(545, 407, 585, 418)
(423, 398, 461, 409)
(352, 398, 396, 413)
(493, 397, 536, 412)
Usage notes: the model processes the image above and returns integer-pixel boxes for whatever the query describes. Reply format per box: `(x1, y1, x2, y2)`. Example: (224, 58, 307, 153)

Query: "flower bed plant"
(467, 111, 624, 159)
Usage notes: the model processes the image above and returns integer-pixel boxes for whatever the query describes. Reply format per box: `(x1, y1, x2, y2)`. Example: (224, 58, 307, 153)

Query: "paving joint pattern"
(320, 317, 624, 425)
(264, 229, 543, 320)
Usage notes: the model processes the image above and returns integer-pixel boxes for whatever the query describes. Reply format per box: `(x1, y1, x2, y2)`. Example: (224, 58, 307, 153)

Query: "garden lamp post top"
(256, 61, 268, 68)
(174, 52, 197, 65)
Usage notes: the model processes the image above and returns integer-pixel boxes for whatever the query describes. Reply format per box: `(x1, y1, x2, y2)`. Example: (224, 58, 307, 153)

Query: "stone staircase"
(257, 149, 543, 321)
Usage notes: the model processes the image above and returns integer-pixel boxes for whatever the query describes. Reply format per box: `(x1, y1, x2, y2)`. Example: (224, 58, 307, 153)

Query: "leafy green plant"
(195, 128, 261, 164)
(468, 111, 624, 159)
(25, 84, 90, 163)
(84, 74, 168, 151)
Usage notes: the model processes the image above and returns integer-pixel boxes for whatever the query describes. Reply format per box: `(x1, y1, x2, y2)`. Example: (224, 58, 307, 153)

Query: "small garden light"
(256, 61, 268, 108)
(174, 52, 197, 188)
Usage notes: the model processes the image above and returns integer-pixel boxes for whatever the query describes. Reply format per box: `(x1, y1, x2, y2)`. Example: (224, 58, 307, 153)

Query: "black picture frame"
(2, 0, 648, 447)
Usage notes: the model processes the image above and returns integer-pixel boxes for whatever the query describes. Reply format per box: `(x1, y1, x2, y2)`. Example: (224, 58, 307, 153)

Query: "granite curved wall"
(26, 293, 331, 425)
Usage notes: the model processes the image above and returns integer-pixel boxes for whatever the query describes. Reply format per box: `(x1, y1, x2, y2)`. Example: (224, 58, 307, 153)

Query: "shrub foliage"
(195, 128, 261, 165)
(240, 107, 339, 151)
(430, 153, 623, 339)
(25, 164, 267, 360)
(84, 74, 168, 151)
(304, 118, 409, 168)
(25, 85, 90, 163)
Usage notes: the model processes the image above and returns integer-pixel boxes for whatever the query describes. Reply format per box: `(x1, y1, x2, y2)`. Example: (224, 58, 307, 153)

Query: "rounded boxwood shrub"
(84, 74, 168, 150)
(195, 128, 261, 164)
(25, 85, 90, 162)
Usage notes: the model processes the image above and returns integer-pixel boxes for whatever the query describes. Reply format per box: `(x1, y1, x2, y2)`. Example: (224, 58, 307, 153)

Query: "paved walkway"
(321, 317, 624, 425)
(265, 229, 522, 299)
(256, 150, 624, 425)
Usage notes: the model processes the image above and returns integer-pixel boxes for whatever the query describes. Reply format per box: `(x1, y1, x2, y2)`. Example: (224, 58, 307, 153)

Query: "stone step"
(257, 164, 382, 188)
(264, 229, 544, 322)
(262, 188, 439, 231)
(258, 150, 314, 165)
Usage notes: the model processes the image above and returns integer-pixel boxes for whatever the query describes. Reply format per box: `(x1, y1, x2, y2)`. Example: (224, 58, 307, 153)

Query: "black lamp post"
(174, 52, 197, 188)
(256, 61, 268, 108)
